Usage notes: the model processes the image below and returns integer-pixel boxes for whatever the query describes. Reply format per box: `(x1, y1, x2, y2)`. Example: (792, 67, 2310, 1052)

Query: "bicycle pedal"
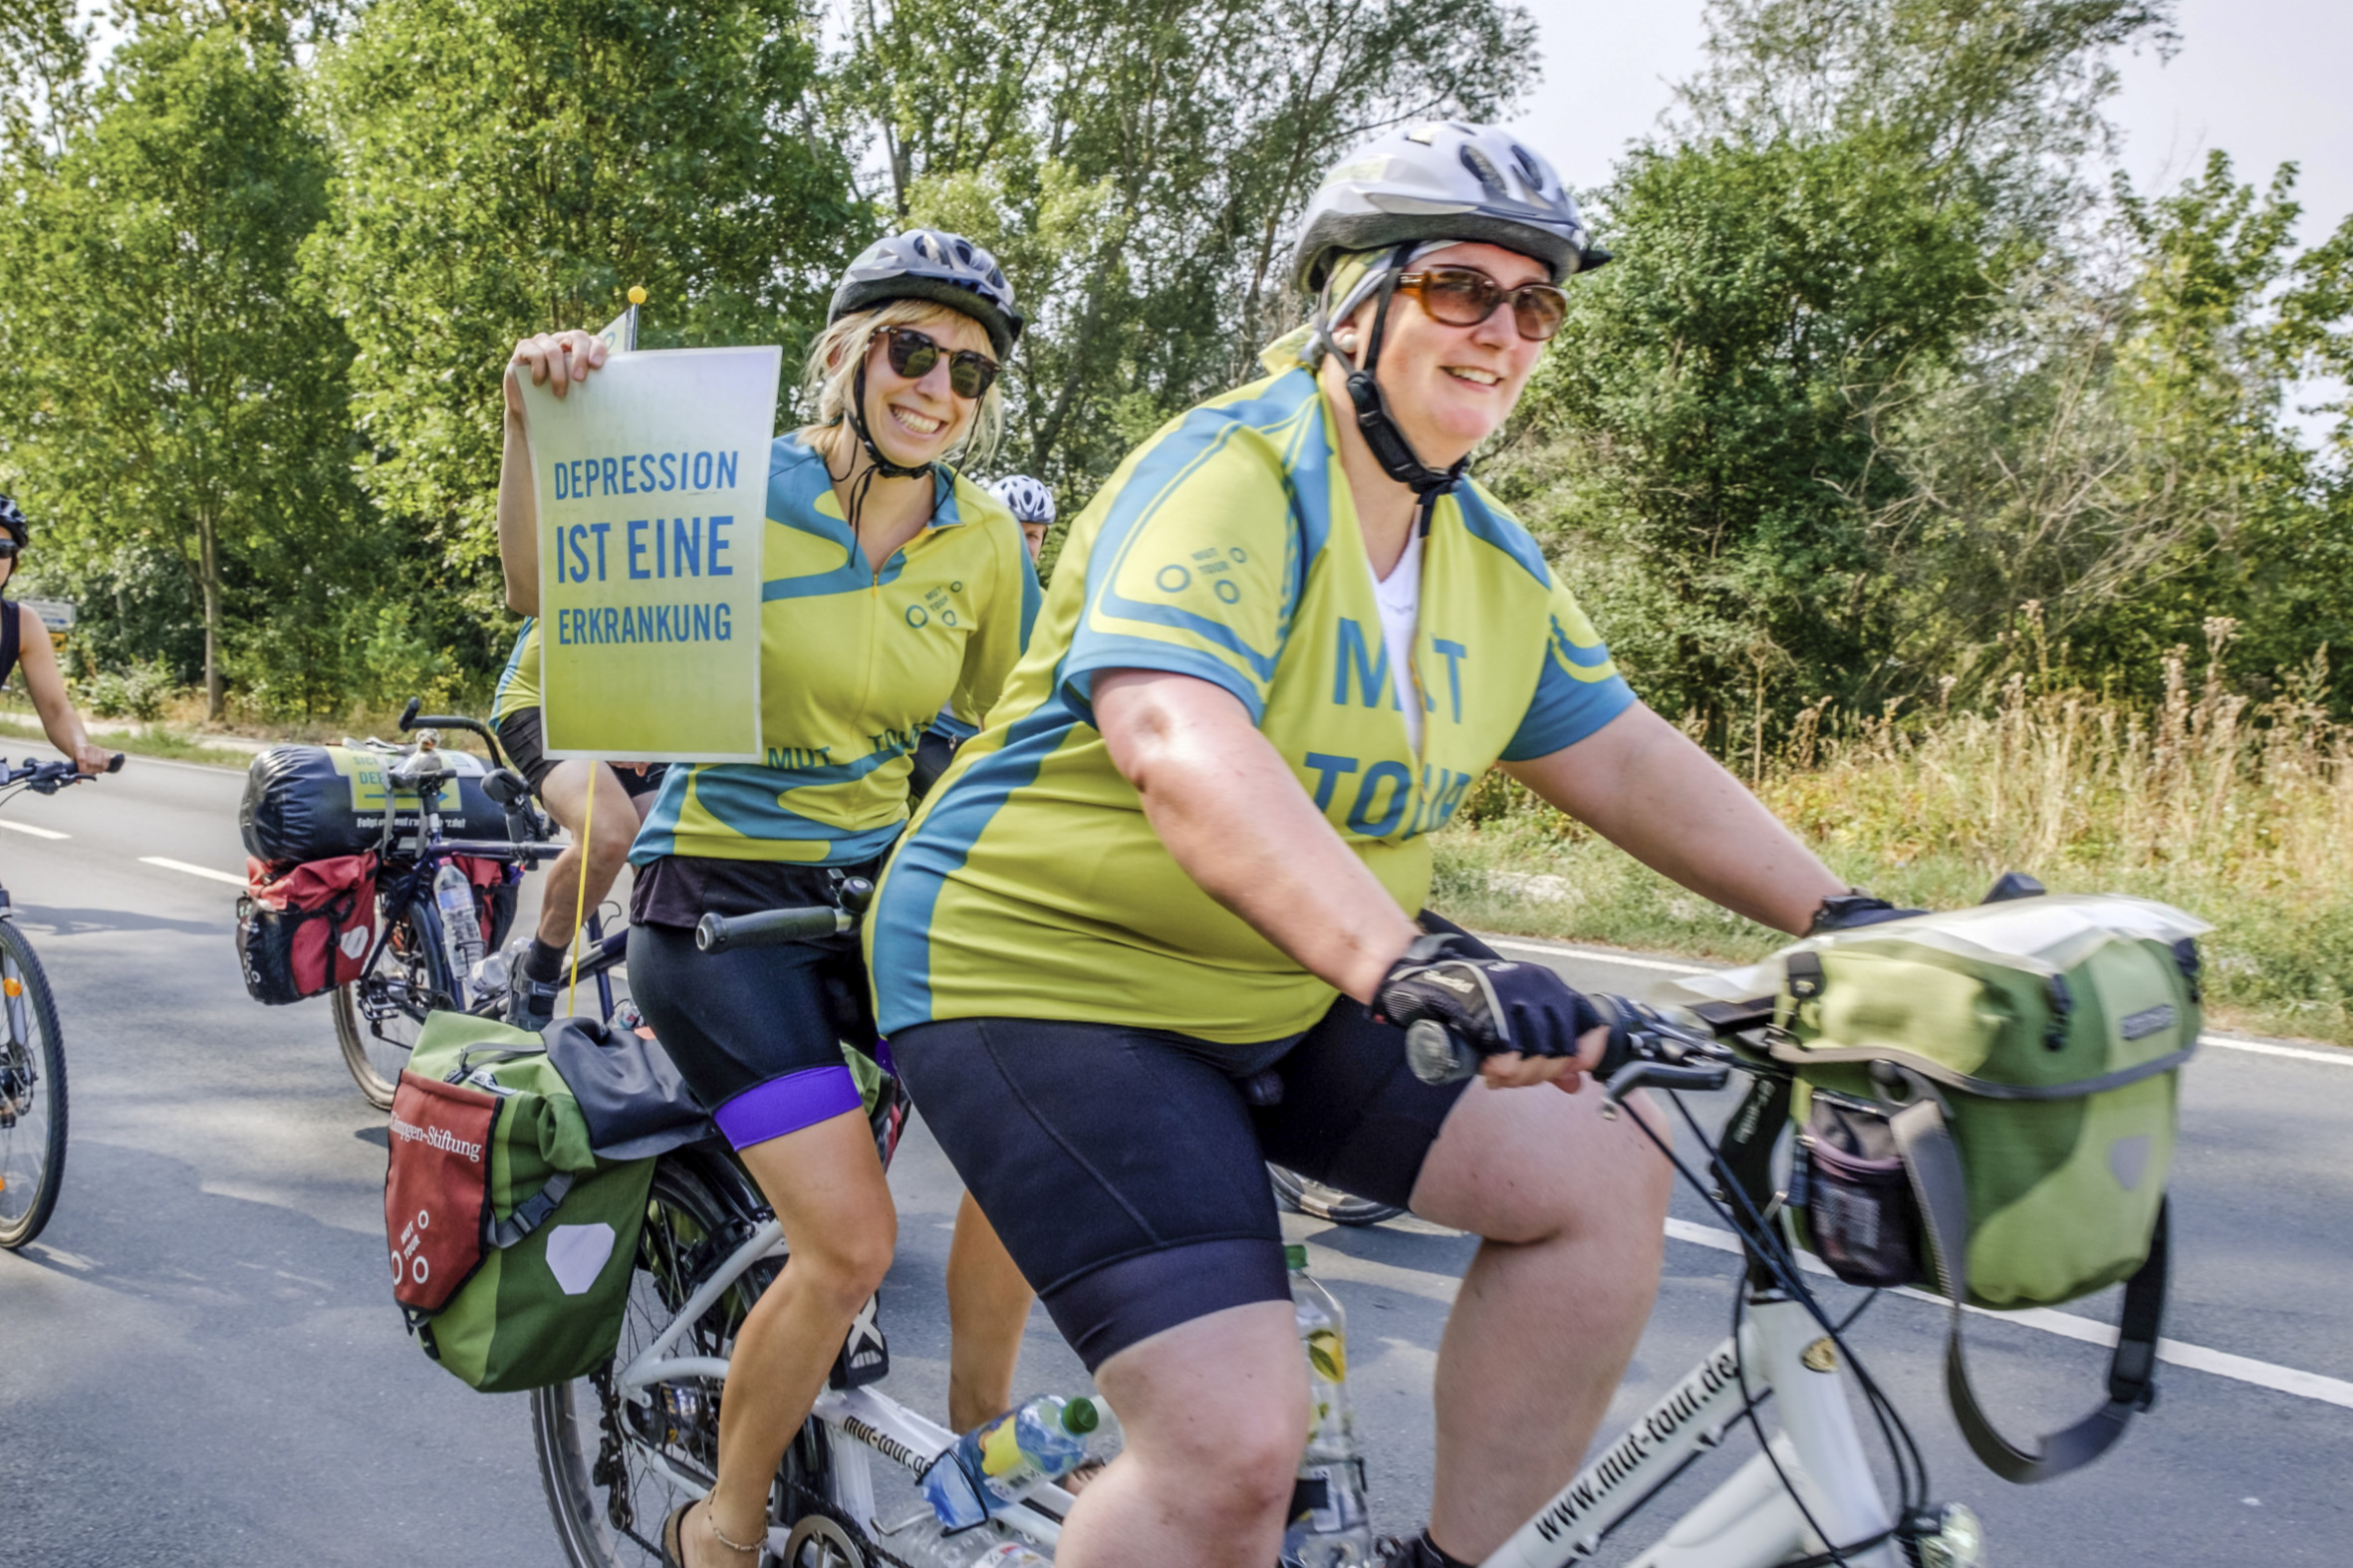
(829, 1290, 889, 1390)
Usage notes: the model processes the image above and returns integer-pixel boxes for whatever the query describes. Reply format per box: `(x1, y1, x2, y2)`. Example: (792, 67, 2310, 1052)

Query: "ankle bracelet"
(704, 1501, 763, 1555)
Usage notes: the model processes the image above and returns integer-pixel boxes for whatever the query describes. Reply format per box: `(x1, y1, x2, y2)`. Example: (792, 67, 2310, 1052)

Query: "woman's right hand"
(505, 330, 609, 415)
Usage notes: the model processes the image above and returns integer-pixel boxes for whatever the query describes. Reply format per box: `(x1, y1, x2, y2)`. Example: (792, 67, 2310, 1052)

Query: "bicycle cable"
(1609, 1081, 1930, 1560)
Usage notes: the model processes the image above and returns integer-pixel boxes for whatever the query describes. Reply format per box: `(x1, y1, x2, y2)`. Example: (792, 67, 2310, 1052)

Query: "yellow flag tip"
(628, 286, 648, 305)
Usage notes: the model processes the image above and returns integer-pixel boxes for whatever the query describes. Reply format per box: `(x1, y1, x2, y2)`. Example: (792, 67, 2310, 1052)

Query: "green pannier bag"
(1762, 892, 2208, 1483)
(390, 1012, 655, 1394)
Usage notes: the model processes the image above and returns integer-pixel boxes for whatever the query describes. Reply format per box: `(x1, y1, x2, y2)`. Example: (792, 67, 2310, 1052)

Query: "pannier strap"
(488, 1172, 576, 1250)
(1768, 1037, 2196, 1101)
(1891, 1098, 2168, 1483)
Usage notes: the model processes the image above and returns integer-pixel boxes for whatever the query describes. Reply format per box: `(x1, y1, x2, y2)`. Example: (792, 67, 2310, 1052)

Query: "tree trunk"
(200, 512, 223, 721)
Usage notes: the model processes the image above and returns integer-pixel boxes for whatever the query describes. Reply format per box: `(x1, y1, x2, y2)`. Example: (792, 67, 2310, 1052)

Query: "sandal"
(659, 1501, 694, 1568)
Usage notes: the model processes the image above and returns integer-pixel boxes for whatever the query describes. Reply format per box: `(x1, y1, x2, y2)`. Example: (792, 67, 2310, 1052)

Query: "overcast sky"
(1504, 0, 2353, 245)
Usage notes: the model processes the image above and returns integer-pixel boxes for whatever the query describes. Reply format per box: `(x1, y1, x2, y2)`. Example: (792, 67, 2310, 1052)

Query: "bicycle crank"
(781, 1516, 865, 1568)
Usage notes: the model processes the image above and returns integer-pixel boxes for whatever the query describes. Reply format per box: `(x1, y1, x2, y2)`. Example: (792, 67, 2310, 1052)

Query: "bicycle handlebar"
(695, 905, 855, 952)
(1404, 992, 1762, 1100)
(0, 755, 124, 793)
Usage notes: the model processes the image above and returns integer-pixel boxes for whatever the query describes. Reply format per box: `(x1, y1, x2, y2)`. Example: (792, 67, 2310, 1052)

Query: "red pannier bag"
(235, 853, 379, 1005)
(384, 1069, 499, 1324)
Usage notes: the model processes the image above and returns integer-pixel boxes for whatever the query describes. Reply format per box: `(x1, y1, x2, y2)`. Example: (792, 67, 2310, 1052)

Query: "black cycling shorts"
(495, 707, 665, 800)
(624, 860, 882, 1151)
(889, 918, 1488, 1370)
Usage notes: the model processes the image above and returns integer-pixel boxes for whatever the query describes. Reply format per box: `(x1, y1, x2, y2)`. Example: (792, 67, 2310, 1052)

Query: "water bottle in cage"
(1284, 1244, 1372, 1567)
(431, 864, 484, 1010)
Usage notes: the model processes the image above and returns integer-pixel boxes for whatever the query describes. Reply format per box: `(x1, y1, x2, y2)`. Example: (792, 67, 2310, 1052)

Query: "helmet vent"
(1510, 142, 1548, 190)
(1457, 143, 1507, 197)
(1405, 124, 1439, 145)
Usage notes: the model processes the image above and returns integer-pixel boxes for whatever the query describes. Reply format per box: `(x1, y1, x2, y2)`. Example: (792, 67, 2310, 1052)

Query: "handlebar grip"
(105, 753, 126, 773)
(694, 906, 852, 953)
(399, 697, 421, 731)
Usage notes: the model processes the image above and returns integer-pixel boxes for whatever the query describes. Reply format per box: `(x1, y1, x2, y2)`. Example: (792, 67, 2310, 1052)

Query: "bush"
(78, 659, 178, 722)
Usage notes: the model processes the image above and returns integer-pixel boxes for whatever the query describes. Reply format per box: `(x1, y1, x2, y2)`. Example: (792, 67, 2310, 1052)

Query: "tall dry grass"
(1435, 616, 2353, 1044)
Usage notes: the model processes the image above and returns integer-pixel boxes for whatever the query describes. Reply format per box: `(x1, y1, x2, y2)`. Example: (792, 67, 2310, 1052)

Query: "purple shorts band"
(713, 1064, 863, 1150)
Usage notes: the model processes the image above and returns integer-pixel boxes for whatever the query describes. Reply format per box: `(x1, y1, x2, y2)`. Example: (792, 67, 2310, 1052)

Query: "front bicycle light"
(1903, 1502, 1985, 1568)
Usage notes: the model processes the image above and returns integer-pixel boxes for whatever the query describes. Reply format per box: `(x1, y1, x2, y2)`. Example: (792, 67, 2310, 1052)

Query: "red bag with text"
(234, 853, 378, 1005)
(384, 1069, 499, 1323)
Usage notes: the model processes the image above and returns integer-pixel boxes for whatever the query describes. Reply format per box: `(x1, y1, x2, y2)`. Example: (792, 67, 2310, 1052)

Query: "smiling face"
(1336, 240, 1551, 468)
(856, 307, 993, 470)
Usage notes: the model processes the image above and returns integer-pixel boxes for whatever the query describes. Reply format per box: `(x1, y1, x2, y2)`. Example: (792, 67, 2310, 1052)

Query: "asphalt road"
(0, 745, 2347, 1566)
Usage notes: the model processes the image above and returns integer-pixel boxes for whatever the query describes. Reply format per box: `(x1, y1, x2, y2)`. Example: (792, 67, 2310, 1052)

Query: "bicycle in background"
(0, 751, 124, 1249)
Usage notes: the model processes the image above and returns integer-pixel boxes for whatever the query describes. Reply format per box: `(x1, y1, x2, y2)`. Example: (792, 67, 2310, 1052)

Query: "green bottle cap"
(1284, 1244, 1308, 1271)
(1062, 1397, 1101, 1436)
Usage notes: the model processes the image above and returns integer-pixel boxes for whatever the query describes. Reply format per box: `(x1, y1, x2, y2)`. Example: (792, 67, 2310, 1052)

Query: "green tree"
(851, 0, 1539, 489)
(0, 6, 362, 717)
(309, 0, 863, 644)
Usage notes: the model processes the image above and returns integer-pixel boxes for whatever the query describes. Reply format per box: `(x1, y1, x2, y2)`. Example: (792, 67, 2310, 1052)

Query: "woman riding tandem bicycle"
(869, 123, 1882, 1568)
(499, 229, 1041, 1568)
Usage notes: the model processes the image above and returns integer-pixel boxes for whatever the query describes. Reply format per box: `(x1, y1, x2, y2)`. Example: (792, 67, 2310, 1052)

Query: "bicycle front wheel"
(334, 899, 451, 1110)
(0, 917, 69, 1249)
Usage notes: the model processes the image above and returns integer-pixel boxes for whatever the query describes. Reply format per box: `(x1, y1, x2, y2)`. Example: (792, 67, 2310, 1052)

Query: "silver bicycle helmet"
(1295, 122, 1607, 292)
(830, 229, 1025, 360)
(986, 474, 1056, 525)
(0, 495, 26, 551)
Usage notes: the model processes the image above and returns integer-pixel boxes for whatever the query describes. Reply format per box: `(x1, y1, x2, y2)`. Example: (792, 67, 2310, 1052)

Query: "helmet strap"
(1323, 245, 1468, 499)
(847, 358, 935, 484)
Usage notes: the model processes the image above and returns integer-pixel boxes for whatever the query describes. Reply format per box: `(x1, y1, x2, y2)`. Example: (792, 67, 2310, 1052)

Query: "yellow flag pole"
(567, 777, 593, 1018)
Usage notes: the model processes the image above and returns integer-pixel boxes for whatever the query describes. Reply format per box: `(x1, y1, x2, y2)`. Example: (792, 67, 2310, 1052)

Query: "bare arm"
(1094, 668, 1421, 1005)
(1503, 703, 1843, 935)
(15, 610, 107, 775)
(497, 330, 608, 617)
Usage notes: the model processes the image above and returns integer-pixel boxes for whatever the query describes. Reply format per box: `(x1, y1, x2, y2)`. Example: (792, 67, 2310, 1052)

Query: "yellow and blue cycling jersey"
(869, 346, 1636, 1044)
(491, 618, 540, 720)
(630, 431, 1039, 869)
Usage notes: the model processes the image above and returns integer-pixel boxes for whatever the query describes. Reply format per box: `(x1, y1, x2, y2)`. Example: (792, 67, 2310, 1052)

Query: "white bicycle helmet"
(1295, 121, 1606, 292)
(987, 474, 1056, 525)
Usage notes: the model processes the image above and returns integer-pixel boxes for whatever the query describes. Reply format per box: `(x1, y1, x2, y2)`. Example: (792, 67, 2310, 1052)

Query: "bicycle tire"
(1269, 1164, 1405, 1227)
(334, 898, 451, 1111)
(0, 917, 67, 1249)
(534, 1151, 785, 1568)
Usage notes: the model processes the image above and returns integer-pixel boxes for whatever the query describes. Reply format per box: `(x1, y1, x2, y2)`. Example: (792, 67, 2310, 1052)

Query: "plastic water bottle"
(1284, 1244, 1372, 1567)
(921, 1394, 1100, 1528)
(431, 864, 484, 1010)
(871, 1512, 1052, 1568)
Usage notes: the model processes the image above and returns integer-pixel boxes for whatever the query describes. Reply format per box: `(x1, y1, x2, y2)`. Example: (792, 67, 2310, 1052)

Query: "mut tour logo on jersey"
(520, 344, 780, 763)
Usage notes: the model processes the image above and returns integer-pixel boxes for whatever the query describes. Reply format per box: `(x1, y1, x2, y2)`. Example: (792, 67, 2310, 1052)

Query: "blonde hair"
(799, 298, 1005, 469)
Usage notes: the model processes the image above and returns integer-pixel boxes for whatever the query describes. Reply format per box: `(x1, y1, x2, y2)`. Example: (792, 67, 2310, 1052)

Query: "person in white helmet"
(987, 472, 1056, 562)
(868, 124, 1854, 1567)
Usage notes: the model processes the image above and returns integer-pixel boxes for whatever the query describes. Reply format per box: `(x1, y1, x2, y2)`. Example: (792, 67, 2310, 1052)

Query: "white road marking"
(139, 857, 246, 887)
(1662, 1217, 2353, 1410)
(0, 820, 68, 840)
(1483, 934, 2353, 1066)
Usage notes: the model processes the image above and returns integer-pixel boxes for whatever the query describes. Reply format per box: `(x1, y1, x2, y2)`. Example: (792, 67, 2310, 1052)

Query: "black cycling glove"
(1372, 933, 1605, 1062)
(1807, 891, 1929, 935)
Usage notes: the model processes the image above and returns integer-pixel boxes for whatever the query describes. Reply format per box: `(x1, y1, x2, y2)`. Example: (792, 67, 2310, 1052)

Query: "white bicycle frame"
(612, 1218, 1904, 1567)
(614, 1217, 1078, 1561)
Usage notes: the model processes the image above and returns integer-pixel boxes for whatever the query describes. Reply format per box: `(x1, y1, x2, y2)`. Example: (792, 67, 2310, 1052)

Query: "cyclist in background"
(869, 126, 1854, 1568)
(907, 473, 1056, 806)
(479, 615, 664, 1028)
(503, 230, 1039, 1568)
(988, 472, 1056, 563)
(0, 496, 119, 778)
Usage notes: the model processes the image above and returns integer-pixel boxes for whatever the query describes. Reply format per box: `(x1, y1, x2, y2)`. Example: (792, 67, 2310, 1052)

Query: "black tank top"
(0, 599, 20, 691)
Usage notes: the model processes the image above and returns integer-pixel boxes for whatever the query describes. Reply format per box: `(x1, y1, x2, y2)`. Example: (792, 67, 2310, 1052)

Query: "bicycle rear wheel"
(1269, 1164, 1405, 1227)
(334, 898, 450, 1110)
(0, 917, 69, 1249)
(533, 1152, 784, 1568)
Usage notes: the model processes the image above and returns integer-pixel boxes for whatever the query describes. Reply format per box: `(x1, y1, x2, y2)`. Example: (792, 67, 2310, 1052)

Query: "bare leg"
(1052, 1301, 1307, 1568)
(1409, 1080, 1673, 1561)
(530, 759, 644, 950)
(946, 1189, 1037, 1432)
(680, 1111, 897, 1568)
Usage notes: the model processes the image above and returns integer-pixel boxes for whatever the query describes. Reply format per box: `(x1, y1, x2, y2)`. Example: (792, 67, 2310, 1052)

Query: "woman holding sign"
(501, 231, 1041, 1568)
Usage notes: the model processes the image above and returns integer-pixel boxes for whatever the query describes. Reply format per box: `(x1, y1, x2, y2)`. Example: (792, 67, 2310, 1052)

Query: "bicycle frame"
(612, 1216, 1079, 1560)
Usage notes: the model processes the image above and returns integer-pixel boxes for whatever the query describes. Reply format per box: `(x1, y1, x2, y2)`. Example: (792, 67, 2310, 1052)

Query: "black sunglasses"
(1395, 267, 1570, 343)
(0, 540, 21, 560)
(876, 326, 1000, 400)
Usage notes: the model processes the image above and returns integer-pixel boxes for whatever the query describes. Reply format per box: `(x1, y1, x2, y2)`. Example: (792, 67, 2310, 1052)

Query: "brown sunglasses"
(1394, 267, 1570, 343)
(875, 326, 1000, 399)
